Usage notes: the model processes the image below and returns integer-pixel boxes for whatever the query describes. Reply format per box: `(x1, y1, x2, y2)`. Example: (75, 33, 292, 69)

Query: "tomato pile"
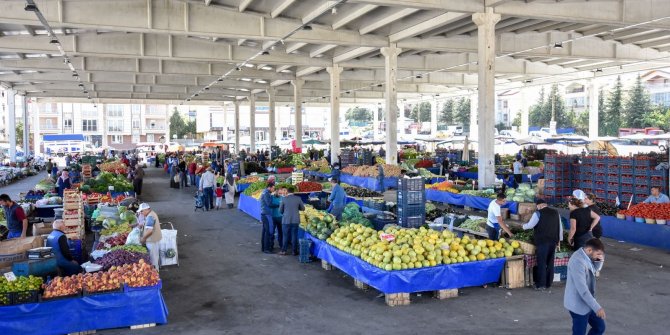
(296, 181, 323, 192)
(618, 203, 670, 220)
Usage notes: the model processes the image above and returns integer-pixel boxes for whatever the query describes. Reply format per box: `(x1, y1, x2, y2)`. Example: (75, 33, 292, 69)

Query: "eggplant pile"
(93, 249, 151, 271)
(343, 186, 383, 198)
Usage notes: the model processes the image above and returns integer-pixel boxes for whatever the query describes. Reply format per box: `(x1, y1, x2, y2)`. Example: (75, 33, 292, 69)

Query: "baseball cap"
(138, 203, 151, 211)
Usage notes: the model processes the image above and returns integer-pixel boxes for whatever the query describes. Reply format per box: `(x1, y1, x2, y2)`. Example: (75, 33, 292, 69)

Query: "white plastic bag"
(159, 223, 178, 267)
(125, 227, 142, 245)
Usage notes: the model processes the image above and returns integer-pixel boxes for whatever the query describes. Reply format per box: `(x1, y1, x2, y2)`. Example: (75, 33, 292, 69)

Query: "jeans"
(7, 231, 22, 239)
(261, 214, 274, 253)
(486, 225, 500, 240)
(272, 217, 283, 249)
(282, 224, 299, 254)
(535, 242, 556, 289)
(133, 179, 143, 196)
(189, 173, 196, 186)
(203, 187, 214, 210)
(180, 171, 188, 187)
(569, 311, 606, 335)
(329, 206, 344, 221)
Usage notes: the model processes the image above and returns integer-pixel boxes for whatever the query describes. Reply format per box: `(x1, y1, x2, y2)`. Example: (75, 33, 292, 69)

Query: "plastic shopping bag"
(125, 227, 142, 245)
(159, 223, 179, 267)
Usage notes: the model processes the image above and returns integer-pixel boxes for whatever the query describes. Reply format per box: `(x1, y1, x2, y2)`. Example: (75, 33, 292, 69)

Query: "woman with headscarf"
(224, 173, 236, 208)
(57, 170, 72, 197)
(568, 197, 600, 250)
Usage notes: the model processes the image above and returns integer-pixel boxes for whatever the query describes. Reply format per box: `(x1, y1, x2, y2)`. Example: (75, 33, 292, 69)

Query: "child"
(214, 183, 224, 210)
(216, 172, 225, 187)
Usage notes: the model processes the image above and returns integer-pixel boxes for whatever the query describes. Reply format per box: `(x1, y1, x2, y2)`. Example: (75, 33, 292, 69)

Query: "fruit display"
(275, 182, 297, 193)
(414, 160, 434, 169)
(0, 275, 43, 304)
(111, 259, 160, 288)
(243, 181, 268, 196)
(100, 161, 127, 174)
(341, 185, 383, 198)
(342, 166, 358, 174)
(424, 203, 462, 222)
(426, 180, 460, 193)
(342, 164, 402, 178)
(458, 218, 487, 232)
(341, 203, 373, 228)
(42, 275, 82, 299)
(94, 249, 151, 271)
(82, 271, 123, 293)
(418, 168, 441, 178)
(96, 232, 129, 250)
(83, 172, 133, 193)
(326, 224, 521, 271)
(110, 244, 147, 253)
(619, 203, 670, 220)
(304, 208, 339, 240)
(309, 159, 331, 173)
(238, 176, 262, 184)
(296, 181, 323, 192)
(34, 178, 56, 191)
(505, 184, 536, 203)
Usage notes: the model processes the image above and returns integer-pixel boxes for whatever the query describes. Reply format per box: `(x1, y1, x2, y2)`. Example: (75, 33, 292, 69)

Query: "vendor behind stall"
(138, 203, 162, 270)
(328, 178, 347, 220)
(0, 194, 27, 239)
(643, 186, 670, 204)
(486, 193, 514, 240)
(47, 220, 82, 276)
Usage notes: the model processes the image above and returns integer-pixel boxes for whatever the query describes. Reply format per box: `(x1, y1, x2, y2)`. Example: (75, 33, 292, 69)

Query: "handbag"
(223, 183, 229, 193)
(174, 174, 181, 183)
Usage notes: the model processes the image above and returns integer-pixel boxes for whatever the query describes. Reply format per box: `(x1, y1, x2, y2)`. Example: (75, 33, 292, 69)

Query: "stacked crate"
(542, 155, 574, 203)
(81, 164, 92, 180)
(340, 149, 356, 167)
(291, 171, 304, 185)
(62, 189, 84, 240)
(397, 177, 425, 228)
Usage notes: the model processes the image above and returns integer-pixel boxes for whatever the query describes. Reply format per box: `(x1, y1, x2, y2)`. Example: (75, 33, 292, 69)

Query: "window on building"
(132, 104, 141, 114)
(64, 119, 73, 128)
(82, 108, 97, 118)
(111, 135, 123, 144)
(147, 134, 154, 142)
(132, 135, 140, 143)
(82, 120, 97, 132)
(44, 104, 53, 113)
(132, 120, 140, 129)
(651, 92, 670, 106)
(45, 118, 53, 128)
(108, 120, 123, 132)
(107, 105, 124, 117)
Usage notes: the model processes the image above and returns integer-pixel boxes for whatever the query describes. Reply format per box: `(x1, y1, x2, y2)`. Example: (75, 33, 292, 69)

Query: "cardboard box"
(537, 179, 545, 194)
(517, 202, 536, 222)
(0, 236, 44, 269)
(32, 222, 53, 236)
(500, 207, 510, 220)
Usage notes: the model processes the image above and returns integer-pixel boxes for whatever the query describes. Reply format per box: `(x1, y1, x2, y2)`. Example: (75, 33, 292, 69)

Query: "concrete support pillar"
(473, 8, 501, 188)
(588, 79, 599, 139)
(267, 88, 276, 150)
(33, 99, 41, 155)
(22, 95, 29, 157)
(374, 102, 380, 140)
(102, 104, 108, 147)
(234, 100, 241, 153)
(292, 79, 305, 148)
(520, 88, 530, 136)
(249, 93, 256, 153)
(222, 103, 228, 141)
(327, 65, 343, 164)
(163, 104, 169, 145)
(381, 44, 402, 165)
(6, 89, 16, 162)
(431, 99, 439, 135)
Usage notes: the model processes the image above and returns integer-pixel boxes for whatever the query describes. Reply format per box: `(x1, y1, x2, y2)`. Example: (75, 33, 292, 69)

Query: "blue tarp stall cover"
(425, 189, 519, 214)
(599, 216, 670, 251)
(0, 284, 168, 335)
(307, 233, 505, 294)
(339, 174, 398, 191)
(237, 193, 261, 221)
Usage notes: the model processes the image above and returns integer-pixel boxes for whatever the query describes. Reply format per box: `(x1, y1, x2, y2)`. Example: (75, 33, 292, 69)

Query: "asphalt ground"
(3, 169, 669, 335)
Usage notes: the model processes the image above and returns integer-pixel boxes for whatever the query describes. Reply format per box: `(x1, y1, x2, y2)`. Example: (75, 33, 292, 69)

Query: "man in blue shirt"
(260, 183, 278, 253)
(327, 178, 346, 220)
(643, 186, 670, 204)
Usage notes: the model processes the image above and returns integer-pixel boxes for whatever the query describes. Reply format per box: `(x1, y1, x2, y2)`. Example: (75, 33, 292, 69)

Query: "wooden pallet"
(67, 323, 156, 334)
(500, 255, 526, 289)
(321, 260, 459, 306)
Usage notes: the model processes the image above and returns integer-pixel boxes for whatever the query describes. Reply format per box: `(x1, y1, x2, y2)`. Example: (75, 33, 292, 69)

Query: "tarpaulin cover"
(339, 174, 397, 191)
(0, 284, 168, 335)
(600, 216, 670, 251)
(425, 189, 519, 214)
(237, 193, 261, 221)
(307, 233, 505, 294)
(301, 170, 333, 179)
(236, 183, 250, 193)
(454, 171, 543, 184)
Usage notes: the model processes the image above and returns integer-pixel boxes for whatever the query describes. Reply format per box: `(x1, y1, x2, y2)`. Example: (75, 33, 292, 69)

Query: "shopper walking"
(138, 203, 163, 271)
(188, 160, 197, 186)
(279, 186, 305, 256)
(486, 194, 514, 240)
(178, 159, 188, 188)
(513, 158, 523, 188)
(584, 193, 603, 239)
(224, 173, 236, 209)
(214, 183, 224, 210)
(133, 163, 145, 198)
(46, 159, 53, 177)
(199, 167, 216, 211)
(521, 199, 562, 291)
(564, 238, 606, 335)
(260, 183, 278, 253)
(271, 189, 284, 249)
(568, 198, 600, 250)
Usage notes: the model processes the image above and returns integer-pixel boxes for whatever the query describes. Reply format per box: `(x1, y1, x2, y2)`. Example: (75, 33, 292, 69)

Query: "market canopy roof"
(1, 0, 670, 104)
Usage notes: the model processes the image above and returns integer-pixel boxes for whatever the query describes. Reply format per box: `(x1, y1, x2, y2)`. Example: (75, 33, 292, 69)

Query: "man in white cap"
(138, 203, 162, 270)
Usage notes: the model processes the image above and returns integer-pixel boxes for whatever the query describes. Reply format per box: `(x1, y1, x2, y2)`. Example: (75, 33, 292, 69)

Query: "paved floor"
(4, 170, 670, 334)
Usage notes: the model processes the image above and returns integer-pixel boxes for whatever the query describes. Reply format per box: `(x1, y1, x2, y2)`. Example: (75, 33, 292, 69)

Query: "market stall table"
(306, 233, 505, 294)
(237, 193, 261, 221)
(0, 283, 168, 335)
(425, 189, 519, 214)
(339, 174, 398, 192)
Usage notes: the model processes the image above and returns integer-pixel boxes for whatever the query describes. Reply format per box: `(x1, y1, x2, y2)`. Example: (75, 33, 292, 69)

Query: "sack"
(159, 223, 178, 267)
(174, 174, 181, 183)
(126, 227, 142, 245)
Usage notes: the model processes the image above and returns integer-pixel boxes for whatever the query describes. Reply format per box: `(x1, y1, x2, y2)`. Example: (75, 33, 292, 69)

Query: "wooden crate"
(433, 289, 459, 300)
(63, 201, 83, 211)
(500, 255, 526, 289)
(321, 260, 333, 271)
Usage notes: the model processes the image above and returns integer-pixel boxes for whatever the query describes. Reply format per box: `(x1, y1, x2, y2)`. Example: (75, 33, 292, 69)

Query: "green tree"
(528, 87, 547, 127)
(439, 99, 454, 127)
(15, 122, 24, 147)
(529, 84, 569, 128)
(602, 76, 624, 136)
(511, 112, 522, 128)
(624, 75, 653, 128)
(410, 102, 431, 122)
(643, 106, 670, 131)
(169, 108, 186, 139)
(597, 88, 607, 136)
(454, 97, 471, 128)
(344, 107, 372, 125)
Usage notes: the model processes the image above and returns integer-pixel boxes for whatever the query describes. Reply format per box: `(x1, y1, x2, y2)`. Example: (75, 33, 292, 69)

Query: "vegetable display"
(243, 181, 268, 196)
(100, 161, 127, 174)
(0, 276, 43, 304)
(34, 179, 55, 192)
(308, 159, 331, 173)
(296, 181, 322, 192)
(302, 207, 339, 240)
(414, 160, 434, 169)
(84, 172, 133, 193)
(238, 176, 262, 184)
(460, 189, 497, 199)
(342, 185, 383, 198)
(93, 249, 151, 271)
(505, 184, 536, 203)
(459, 218, 487, 232)
(110, 244, 148, 253)
(275, 182, 297, 193)
(340, 203, 373, 228)
(426, 180, 460, 193)
(342, 164, 402, 177)
(619, 203, 670, 220)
